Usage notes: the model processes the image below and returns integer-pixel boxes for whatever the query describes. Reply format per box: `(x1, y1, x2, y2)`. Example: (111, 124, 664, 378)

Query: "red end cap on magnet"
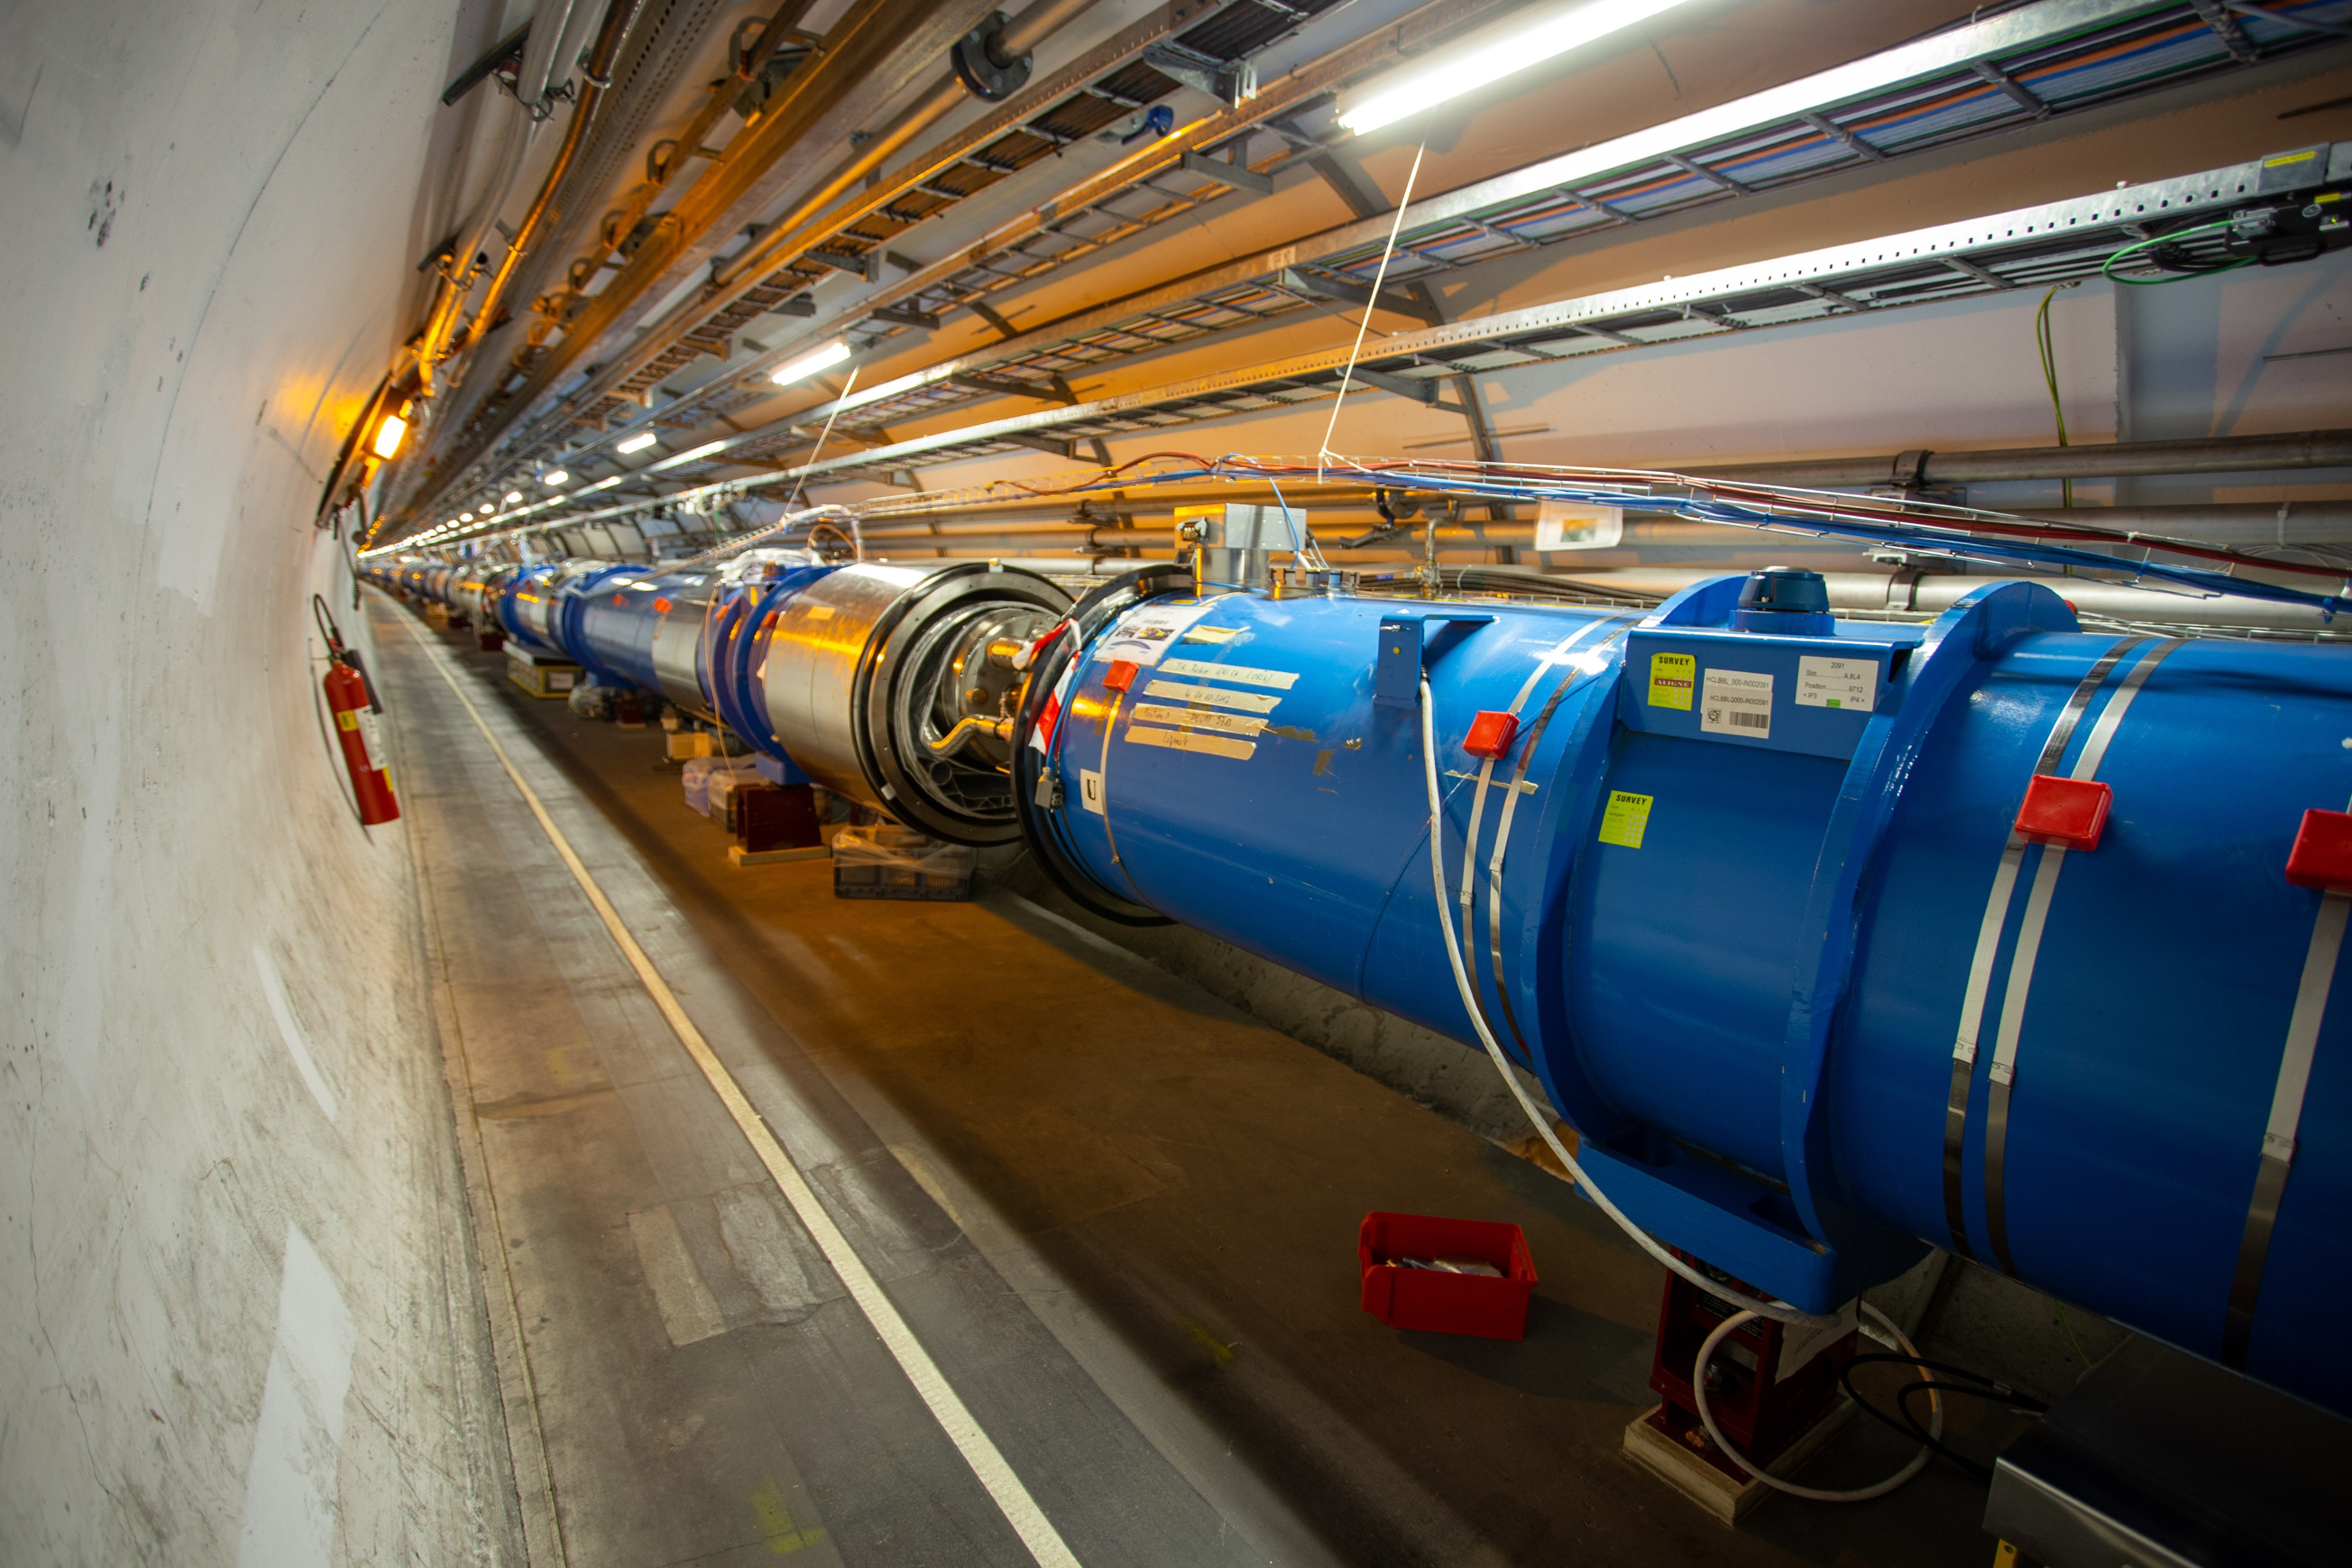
(2286, 808, 2352, 892)
(1463, 710, 1520, 760)
(2015, 774, 2113, 851)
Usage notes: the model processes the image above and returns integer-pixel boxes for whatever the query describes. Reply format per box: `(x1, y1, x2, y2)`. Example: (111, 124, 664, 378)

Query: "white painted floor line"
(402, 621, 1084, 1568)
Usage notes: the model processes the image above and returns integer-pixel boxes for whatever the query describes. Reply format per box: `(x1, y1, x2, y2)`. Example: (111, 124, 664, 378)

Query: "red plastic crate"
(1359, 1212, 1537, 1340)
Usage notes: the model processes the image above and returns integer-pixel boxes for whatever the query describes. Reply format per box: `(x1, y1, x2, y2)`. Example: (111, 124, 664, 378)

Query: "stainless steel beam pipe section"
(758, 561, 1071, 842)
(1686, 431, 2352, 489)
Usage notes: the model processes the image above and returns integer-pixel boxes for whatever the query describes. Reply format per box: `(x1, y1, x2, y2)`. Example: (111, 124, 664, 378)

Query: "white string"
(1317, 141, 1427, 478)
(783, 362, 861, 512)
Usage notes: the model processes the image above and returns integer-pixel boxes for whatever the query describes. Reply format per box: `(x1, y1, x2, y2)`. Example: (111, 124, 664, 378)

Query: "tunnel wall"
(0, 2, 523, 1561)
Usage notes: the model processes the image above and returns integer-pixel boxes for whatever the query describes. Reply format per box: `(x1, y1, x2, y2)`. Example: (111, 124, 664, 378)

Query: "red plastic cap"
(1102, 659, 1140, 693)
(2286, 808, 2352, 892)
(1463, 710, 1520, 760)
(2015, 774, 2113, 850)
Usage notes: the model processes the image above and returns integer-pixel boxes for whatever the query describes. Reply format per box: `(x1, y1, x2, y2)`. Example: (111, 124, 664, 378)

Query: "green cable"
(2100, 220, 2249, 287)
(2034, 285, 2073, 508)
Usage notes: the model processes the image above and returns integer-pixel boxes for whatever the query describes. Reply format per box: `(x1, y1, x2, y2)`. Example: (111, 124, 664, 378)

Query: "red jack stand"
(1622, 1251, 1859, 1523)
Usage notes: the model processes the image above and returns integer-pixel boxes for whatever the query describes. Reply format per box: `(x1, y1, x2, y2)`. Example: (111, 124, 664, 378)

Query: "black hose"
(1836, 1351, 2048, 1483)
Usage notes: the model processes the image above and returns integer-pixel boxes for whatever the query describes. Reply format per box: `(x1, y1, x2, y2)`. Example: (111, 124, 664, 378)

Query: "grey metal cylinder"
(760, 561, 1071, 843)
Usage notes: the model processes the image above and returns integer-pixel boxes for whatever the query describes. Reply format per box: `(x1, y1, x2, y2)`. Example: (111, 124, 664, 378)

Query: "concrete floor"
(375, 594, 2004, 1568)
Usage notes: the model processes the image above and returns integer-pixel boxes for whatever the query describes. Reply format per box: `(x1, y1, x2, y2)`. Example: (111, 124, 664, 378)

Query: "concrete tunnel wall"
(1, 2, 519, 1561)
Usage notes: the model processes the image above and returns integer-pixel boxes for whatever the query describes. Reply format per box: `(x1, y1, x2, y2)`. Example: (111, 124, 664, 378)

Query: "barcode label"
(1700, 668, 1774, 739)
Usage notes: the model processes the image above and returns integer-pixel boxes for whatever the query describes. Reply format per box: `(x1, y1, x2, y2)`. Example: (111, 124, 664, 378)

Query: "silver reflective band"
(1458, 615, 1638, 1058)
(1942, 636, 2149, 1255)
(1488, 623, 1638, 1063)
(2224, 888, 2350, 1367)
(1981, 639, 2180, 1276)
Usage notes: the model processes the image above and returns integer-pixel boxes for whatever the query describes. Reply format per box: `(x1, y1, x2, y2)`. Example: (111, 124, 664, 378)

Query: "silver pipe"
(1686, 431, 2352, 488)
(514, 0, 582, 108)
(1518, 567, 2343, 632)
(926, 715, 1014, 758)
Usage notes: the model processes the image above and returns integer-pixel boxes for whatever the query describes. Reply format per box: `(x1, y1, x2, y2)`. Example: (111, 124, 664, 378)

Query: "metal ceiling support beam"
(734, 0, 2335, 451)
(1348, 366, 1467, 412)
(505, 154, 2340, 521)
(1278, 267, 1442, 323)
(516, 0, 1267, 431)
(1181, 149, 1275, 194)
(402, 0, 2350, 545)
(2189, 0, 2265, 61)
(436, 0, 1501, 506)
(406, 0, 981, 513)
(423, 153, 2333, 545)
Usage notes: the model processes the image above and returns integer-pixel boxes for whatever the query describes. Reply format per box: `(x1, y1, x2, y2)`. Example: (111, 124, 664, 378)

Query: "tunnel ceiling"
(352, 0, 2352, 552)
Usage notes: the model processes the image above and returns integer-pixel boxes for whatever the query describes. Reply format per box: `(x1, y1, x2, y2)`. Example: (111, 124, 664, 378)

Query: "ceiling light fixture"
(371, 407, 409, 459)
(771, 339, 852, 387)
(616, 431, 658, 454)
(1337, 0, 1695, 135)
(543, 469, 569, 486)
(503, 491, 522, 504)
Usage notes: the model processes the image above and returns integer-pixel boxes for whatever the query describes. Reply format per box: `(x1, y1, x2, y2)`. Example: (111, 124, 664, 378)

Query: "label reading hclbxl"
(1701, 669, 1774, 738)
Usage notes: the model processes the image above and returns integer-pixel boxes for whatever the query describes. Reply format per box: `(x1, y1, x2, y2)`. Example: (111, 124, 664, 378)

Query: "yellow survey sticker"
(1648, 652, 1695, 710)
(1597, 790, 1653, 848)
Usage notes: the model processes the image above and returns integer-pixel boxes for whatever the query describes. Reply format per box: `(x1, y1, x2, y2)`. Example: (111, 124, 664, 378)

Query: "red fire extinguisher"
(316, 595, 399, 826)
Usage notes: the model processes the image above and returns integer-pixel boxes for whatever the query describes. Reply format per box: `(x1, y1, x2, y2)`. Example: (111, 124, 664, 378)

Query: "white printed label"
(1533, 500, 1624, 551)
(1098, 600, 1223, 666)
(1079, 769, 1105, 815)
(1129, 704, 1267, 737)
(1140, 679, 1280, 714)
(355, 710, 386, 772)
(1700, 668, 1774, 739)
(1796, 655, 1877, 712)
(1154, 657, 1297, 690)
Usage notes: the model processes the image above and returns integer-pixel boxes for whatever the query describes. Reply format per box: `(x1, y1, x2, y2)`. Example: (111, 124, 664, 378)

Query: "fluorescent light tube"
(615, 431, 658, 454)
(542, 469, 569, 486)
(771, 339, 852, 387)
(1338, 0, 1695, 135)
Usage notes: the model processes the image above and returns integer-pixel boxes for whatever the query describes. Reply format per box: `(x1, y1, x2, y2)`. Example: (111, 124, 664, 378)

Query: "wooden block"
(1619, 1400, 1858, 1525)
(727, 845, 830, 867)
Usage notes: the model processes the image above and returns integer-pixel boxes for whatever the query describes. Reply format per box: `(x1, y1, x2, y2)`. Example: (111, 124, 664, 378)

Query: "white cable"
(783, 363, 862, 513)
(1317, 141, 1427, 475)
(1691, 1302, 1940, 1502)
(1417, 675, 1835, 1329)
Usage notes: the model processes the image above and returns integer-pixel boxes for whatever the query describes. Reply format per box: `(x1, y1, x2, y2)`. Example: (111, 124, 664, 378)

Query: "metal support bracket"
(1374, 612, 1493, 709)
(1180, 149, 1274, 195)
(1349, 365, 1467, 413)
(1278, 267, 1441, 324)
(1141, 45, 1258, 107)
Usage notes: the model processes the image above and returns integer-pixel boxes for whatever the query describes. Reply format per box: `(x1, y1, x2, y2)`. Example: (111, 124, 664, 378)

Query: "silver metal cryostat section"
(762, 561, 1070, 843)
